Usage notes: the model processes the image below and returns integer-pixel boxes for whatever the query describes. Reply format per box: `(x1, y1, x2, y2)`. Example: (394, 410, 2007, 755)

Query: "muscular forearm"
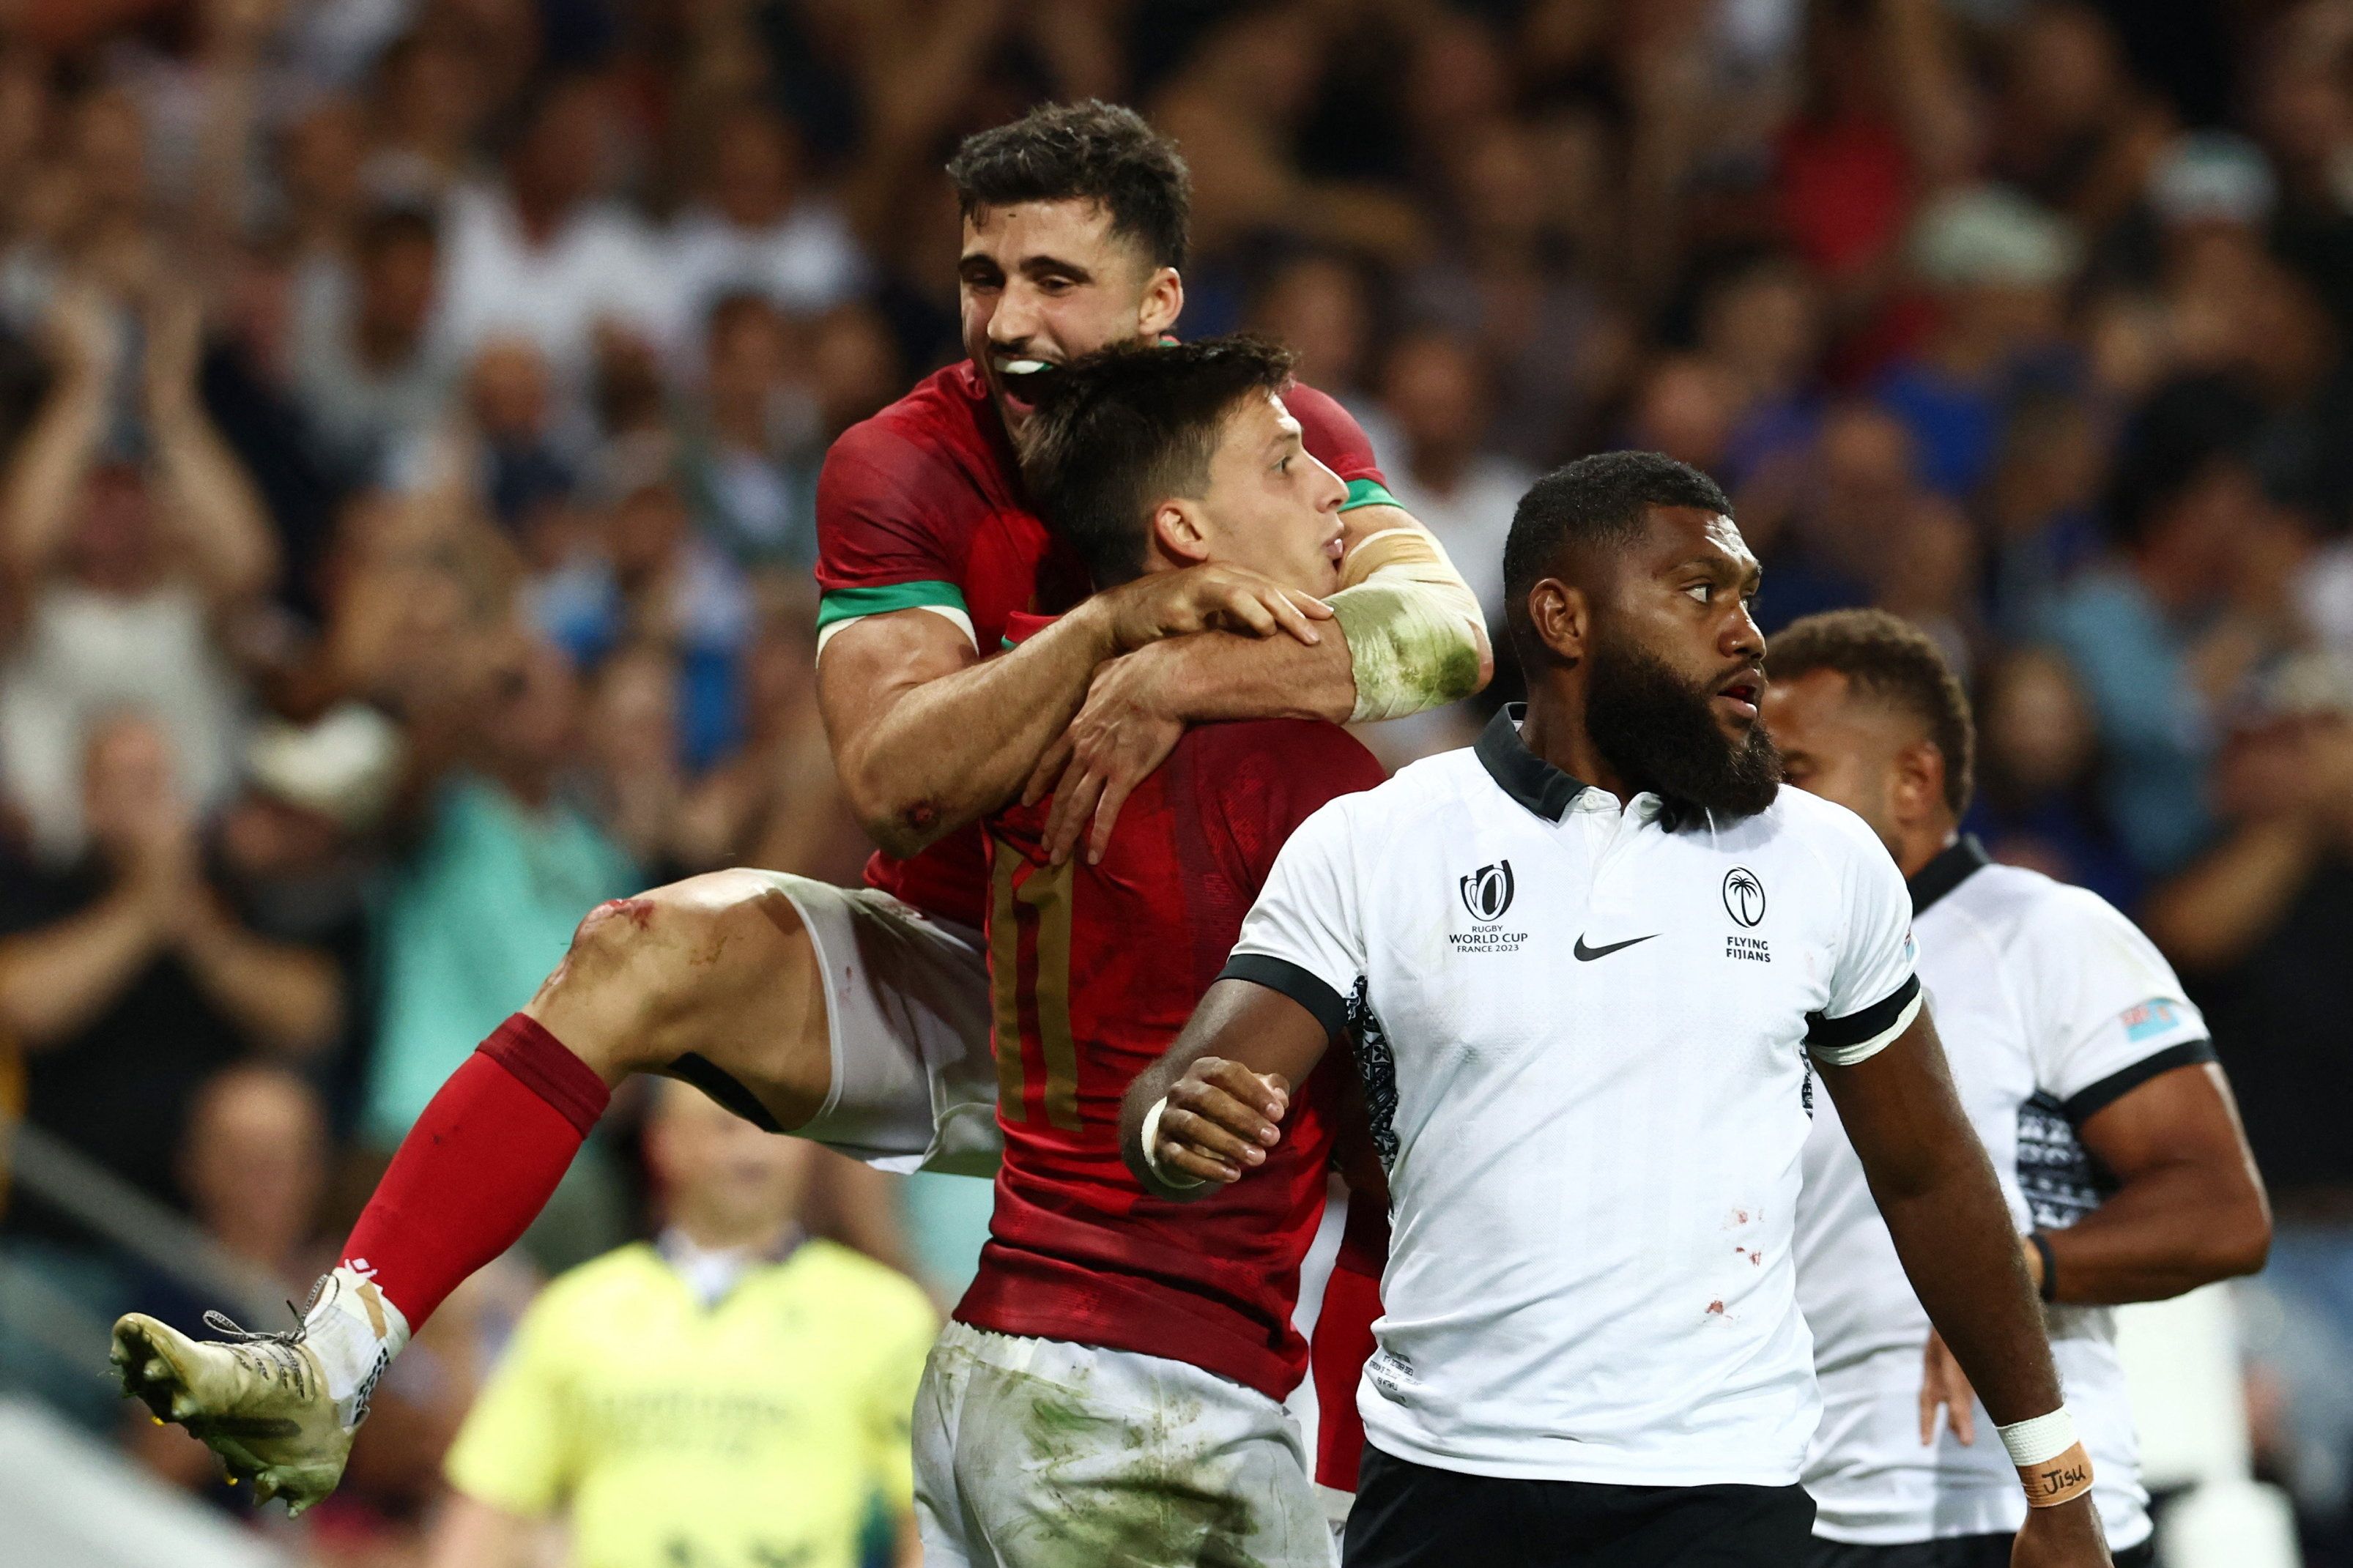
(1154, 628, 1355, 725)
(2039, 1163, 2270, 1304)
(0, 891, 163, 1047)
(1874, 1145, 2064, 1424)
(828, 608, 1118, 858)
(1828, 1025, 2065, 1427)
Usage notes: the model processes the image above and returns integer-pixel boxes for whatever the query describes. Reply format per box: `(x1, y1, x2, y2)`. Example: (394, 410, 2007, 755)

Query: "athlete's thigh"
(916, 1332, 999, 1568)
(946, 1326, 1331, 1568)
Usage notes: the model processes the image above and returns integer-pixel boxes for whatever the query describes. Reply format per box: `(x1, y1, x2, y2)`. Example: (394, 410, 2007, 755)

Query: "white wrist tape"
(1140, 1096, 1204, 1189)
(1997, 1407, 2078, 1468)
(1329, 527, 1486, 723)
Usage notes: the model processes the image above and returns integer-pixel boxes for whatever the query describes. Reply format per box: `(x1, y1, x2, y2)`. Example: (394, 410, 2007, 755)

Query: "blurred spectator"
(1246, 249, 1397, 462)
(437, 73, 667, 394)
(1872, 184, 2078, 501)
(0, 280, 275, 861)
(426, 1080, 935, 1568)
(290, 203, 456, 489)
(2041, 377, 2275, 876)
(1965, 645, 2141, 910)
(0, 712, 341, 1225)
(666, 100, 870, 333)
(361, 635, 634, 1153)
(678, 291, 818, 573)
(1376, 326, 1533, 631)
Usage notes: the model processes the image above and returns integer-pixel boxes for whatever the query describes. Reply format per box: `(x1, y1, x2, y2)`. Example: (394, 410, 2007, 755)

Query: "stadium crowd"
(0, 0, 2351, 1562)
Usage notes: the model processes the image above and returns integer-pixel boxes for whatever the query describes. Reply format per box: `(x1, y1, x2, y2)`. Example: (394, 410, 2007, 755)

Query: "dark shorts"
(1344, 1443, 1818, 1567)
(1801, 1531, 2155, 1568)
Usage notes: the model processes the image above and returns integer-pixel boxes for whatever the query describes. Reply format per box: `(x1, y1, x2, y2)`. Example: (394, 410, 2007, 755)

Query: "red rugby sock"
(338, 1013, 610, 1330)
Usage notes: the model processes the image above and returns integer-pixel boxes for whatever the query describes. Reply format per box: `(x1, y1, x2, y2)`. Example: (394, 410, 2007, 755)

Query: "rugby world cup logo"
(1722, 866, 1766, 927)
(1459, 860, 1516, 923)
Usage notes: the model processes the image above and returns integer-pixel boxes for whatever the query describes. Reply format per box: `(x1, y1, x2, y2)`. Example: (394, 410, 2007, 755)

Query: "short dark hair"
(1017, 335, 1297, 587)
(1500, 450, 1733, 661)
(1767, 608, 1976, 818)
(946, 101, 1190, 272)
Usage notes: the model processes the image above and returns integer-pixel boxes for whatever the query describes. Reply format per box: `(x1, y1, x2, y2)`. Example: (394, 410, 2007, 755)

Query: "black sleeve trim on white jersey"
(1806, 973, 1922, 1051)
(1218, 954, 1349, 1041)
(2061, 1038, 2219, 1126)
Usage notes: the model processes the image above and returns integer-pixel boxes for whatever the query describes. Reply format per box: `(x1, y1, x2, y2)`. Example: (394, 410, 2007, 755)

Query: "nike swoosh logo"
(1574, 933, 1659, 961)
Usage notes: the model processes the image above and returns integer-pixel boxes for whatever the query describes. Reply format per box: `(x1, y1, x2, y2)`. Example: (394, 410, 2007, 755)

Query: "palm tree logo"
(1722, 866, 1765, 927)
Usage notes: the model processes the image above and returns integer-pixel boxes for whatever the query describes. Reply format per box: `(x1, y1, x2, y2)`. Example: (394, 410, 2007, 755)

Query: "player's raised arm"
(816, 421, 1332, 861)
(1818, 1011, 2111, 1567)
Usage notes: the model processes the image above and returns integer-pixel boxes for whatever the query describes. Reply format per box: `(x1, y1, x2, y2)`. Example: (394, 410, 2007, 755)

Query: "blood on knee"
(593, 896, 657, 932)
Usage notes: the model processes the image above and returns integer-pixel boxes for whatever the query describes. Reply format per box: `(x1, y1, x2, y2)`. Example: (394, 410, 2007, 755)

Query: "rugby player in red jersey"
(112, 102, 1480, 1513)
(922, 335, 1389, 1566)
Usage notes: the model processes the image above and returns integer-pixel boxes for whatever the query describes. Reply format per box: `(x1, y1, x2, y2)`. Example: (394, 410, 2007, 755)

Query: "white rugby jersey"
(1223, 706, 1922, 1487)
(1796, 836, 2214, 1551)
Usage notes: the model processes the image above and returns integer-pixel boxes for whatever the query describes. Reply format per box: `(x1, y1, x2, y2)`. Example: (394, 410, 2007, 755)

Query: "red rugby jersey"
(953, 634, 1387, 1401)
(813, 361, 1390, 929)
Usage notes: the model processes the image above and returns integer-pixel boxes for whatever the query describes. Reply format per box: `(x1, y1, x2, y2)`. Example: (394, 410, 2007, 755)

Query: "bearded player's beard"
(1585, 633, 1782, 820)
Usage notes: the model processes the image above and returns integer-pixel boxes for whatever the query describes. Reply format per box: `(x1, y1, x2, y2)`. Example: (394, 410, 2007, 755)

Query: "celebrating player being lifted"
(111, 103, 1487, 1510)
(919, 334, 1390, 1567)
(1767, 609, 2269, 1568)
(1133, 453, 2113, 1567)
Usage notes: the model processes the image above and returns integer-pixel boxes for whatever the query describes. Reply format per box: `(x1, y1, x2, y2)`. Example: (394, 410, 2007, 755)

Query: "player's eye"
(1277, 455, 1294, 474)
(1683, 582, 1711, 603)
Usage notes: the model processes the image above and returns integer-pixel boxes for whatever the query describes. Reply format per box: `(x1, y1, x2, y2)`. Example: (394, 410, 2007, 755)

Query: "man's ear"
(1891, 739, 1947, 829)
(1137, 266, 1183, 339)
(1525, 579, 1591, 666)
(1152, 498, 1211, 566)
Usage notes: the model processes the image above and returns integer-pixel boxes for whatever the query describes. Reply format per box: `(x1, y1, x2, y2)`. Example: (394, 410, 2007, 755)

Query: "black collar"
(1908, 833, 1990, 915)
(1473, 705, 1709, 831)
(1475, 705, 1588, 822)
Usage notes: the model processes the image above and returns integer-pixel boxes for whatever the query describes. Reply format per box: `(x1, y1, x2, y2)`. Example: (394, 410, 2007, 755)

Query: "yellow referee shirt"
(444, 1236, 937, 1568)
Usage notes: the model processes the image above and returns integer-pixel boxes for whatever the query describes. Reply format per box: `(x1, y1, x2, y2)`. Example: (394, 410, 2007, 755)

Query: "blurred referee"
(426, 1082, 936, 1568)
(1769, 609, 2269, 1568)
(1127, 453, 2111, 1567)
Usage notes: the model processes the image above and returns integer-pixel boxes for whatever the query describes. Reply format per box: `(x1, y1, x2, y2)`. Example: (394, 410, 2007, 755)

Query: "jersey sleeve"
(442, 1290, 571, 1516)
(1805, 815, 1923, 1067)
(1284, 380, 1395, 512)
(1220, 793, 1370, 1041)
(2016, 885, 2215, 1121)
(814, 420, 976, 651)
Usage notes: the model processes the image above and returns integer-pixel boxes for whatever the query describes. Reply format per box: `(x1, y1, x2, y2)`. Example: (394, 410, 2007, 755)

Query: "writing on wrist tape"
(1998, 1408, 2093, 1508)
(1140, 1096, 1204, 1189)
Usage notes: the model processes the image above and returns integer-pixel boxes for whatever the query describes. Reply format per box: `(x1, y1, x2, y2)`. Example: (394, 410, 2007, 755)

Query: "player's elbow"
(836, 756, 949, 860)
(2200, 1180, 2273, 1283)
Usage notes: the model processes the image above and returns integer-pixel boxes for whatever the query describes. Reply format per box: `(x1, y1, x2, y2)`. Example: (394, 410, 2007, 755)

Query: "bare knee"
(527, 872, 814, 1077)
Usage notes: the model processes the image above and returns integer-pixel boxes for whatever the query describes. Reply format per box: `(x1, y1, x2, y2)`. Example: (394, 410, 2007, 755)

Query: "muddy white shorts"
(763, 874, 1001, 1176)
(914, 1320, 1337, 1568)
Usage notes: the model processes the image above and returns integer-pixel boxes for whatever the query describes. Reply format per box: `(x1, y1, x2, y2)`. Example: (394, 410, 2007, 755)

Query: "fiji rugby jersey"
(1225, 706, 1924, 1485)
(812, 360, 1392, 929)
(1796, 836, 2213, 1550)
(954, 614, 1390, 1401)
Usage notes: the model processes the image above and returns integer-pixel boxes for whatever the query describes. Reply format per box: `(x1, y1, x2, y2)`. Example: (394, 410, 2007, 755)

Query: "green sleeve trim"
(816, 581, 969, 630)
(1340, 478, 1400, 513)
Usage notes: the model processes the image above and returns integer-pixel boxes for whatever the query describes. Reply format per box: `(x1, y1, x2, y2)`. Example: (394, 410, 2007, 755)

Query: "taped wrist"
(1329, 527, 1486, 723)
(1999, 1407, 2093, 1508)
(1140, 1096, 1205, 1189)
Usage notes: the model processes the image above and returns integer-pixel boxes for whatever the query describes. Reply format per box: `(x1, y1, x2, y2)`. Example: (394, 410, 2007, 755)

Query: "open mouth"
(992, 354, 1061, 409)
(1714, 672, 1763, 722)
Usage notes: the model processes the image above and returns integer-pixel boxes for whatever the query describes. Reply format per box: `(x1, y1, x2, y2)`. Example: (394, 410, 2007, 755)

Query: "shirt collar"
(1476, 704, 1588, 822)
(1908, 833, 1990, 915)
(1473, 704, 1694, 831)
